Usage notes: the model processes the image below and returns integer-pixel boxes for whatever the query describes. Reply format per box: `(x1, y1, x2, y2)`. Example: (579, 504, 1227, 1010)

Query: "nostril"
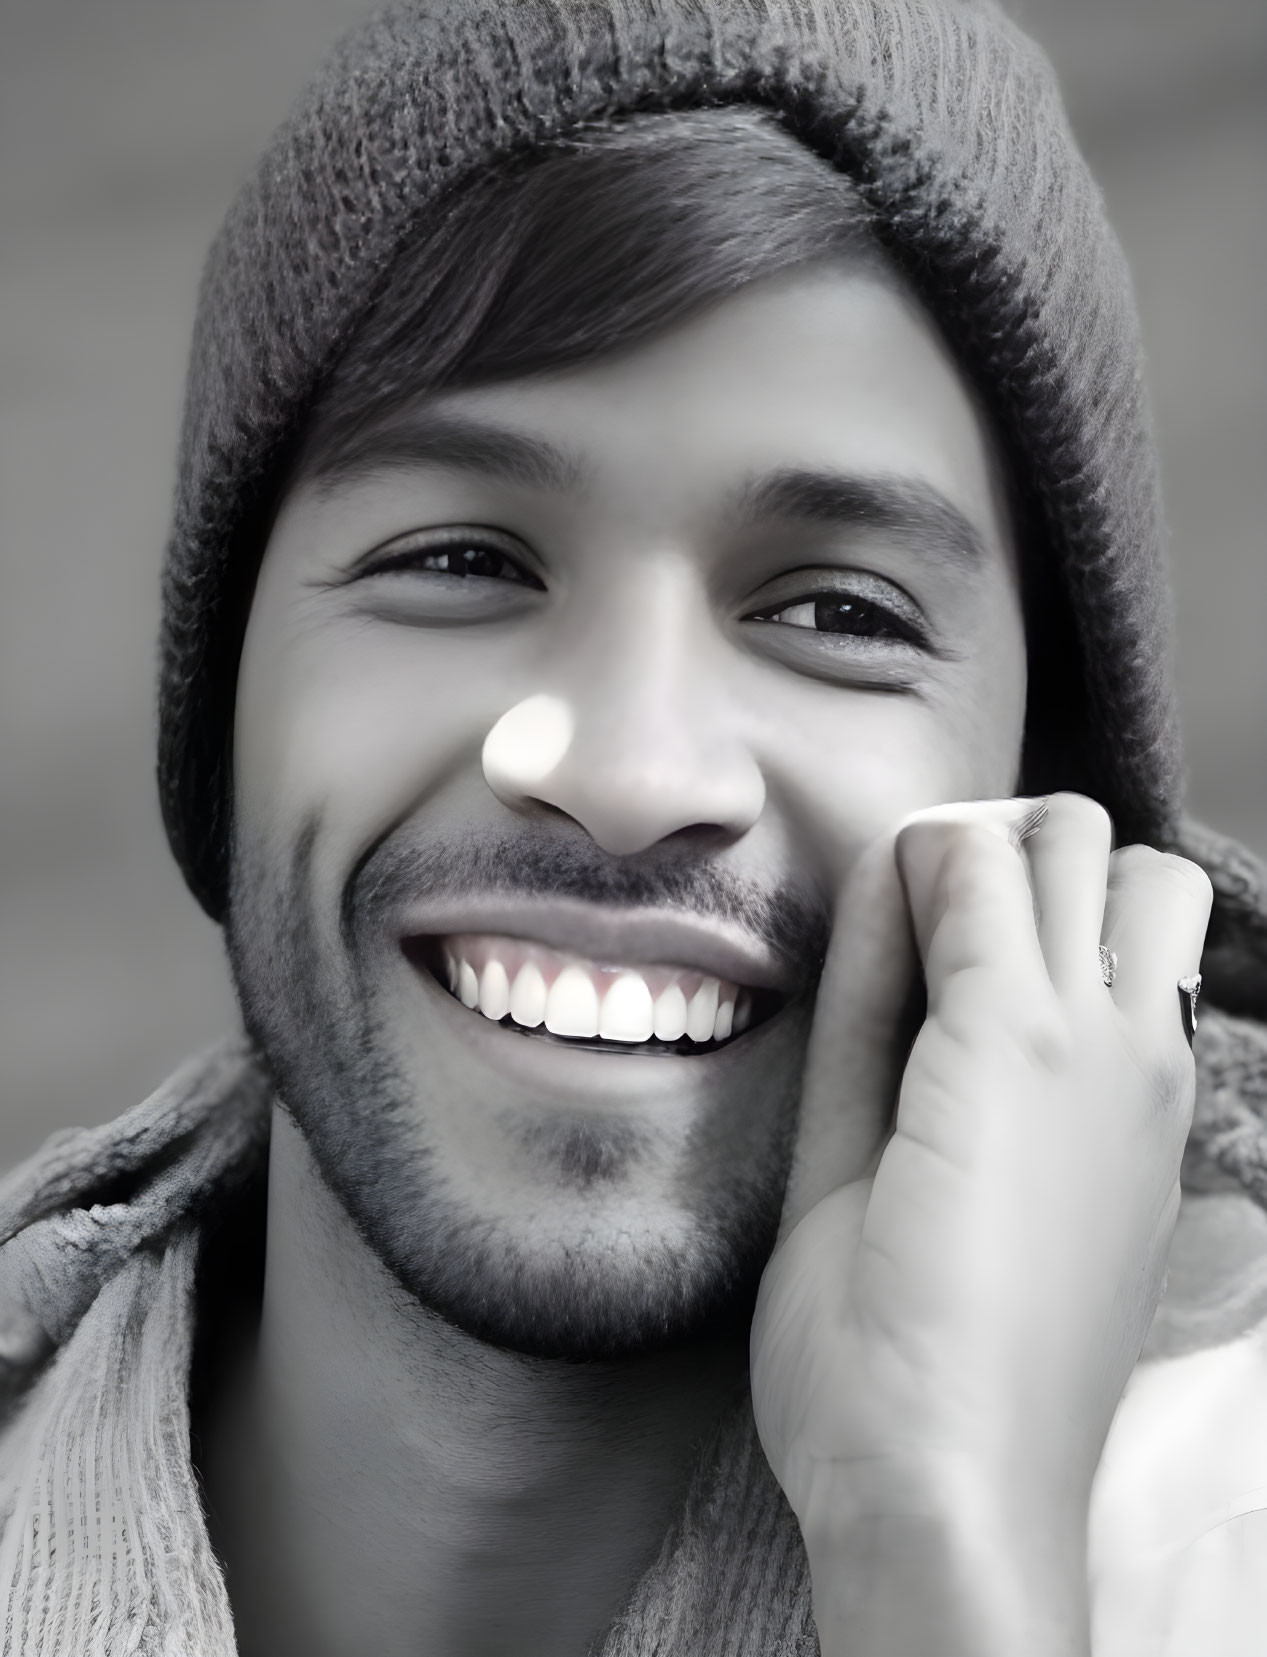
(659, 822, 745, 853)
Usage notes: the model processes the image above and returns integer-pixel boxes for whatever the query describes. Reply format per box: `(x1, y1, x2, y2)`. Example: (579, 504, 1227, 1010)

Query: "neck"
(203, 1108, 749, 1657)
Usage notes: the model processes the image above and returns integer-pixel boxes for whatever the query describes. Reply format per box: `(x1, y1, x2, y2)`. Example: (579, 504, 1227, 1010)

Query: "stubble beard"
(224, 816, 820, 1361)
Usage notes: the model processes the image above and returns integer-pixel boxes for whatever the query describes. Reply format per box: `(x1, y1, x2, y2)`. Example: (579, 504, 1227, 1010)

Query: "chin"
(365, 1185, 779, 1362)
(278, 1045, 797, 1361)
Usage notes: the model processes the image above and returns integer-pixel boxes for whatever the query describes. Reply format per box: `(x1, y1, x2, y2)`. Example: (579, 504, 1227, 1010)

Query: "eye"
(325, 527, 548, 626)
(746, 587, 926, 647)
(355, 532, 545, 589)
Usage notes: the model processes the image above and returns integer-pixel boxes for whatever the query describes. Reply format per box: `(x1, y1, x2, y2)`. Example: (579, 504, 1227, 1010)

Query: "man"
(2, 1, 1266, 1652)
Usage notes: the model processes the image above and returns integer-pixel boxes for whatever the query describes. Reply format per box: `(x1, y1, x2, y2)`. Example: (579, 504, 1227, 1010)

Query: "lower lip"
(403, 945, 794, 1095)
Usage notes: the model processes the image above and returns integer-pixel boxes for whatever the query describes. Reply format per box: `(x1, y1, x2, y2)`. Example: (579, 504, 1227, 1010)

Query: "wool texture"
(159, 0, 1180, 919)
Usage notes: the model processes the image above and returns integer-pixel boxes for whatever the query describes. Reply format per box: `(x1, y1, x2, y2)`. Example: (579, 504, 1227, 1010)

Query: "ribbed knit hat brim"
(158, 0, 1181, 919)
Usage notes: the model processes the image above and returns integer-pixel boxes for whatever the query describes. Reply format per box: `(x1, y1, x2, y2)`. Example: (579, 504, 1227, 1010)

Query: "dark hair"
(293, 106, 881, 475)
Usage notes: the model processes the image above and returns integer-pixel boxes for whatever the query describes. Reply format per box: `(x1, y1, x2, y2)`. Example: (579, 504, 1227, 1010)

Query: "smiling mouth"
(406, 932, 783, 1055)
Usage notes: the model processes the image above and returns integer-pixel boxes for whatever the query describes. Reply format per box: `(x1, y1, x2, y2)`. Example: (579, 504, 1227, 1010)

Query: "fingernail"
(1009, 797, 1050, 848)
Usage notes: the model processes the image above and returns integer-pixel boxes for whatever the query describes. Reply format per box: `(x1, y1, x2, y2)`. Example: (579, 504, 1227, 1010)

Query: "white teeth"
(686, 978, 720, 1043)
(544, 964, 599, 1038)
(652, 982, 688, 1042)
(713, 997, 734, 1043)
(508, 960, 547, 1028)
(598, 973, 655, 1043)
(478, 959, 510, 1021)
(440, 940, 755, 1048)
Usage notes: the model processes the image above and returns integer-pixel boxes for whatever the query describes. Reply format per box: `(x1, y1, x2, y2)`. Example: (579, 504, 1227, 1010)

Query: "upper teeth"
(438, 934, 753, 1046)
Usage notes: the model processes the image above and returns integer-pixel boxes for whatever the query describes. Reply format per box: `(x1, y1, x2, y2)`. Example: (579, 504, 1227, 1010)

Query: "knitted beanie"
(158, 0, 1180, 921)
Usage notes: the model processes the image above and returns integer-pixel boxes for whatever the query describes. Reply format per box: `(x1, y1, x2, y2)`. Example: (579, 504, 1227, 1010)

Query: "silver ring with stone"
(1178, 974, 1202, 1044)
(1098, 945, 1117, 988)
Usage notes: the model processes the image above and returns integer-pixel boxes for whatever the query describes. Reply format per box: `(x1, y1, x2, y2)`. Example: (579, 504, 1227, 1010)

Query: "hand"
(749, 794, 1213, 1655)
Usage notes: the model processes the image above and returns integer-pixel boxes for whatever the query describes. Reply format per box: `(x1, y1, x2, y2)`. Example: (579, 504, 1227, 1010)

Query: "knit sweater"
(2, 821, 1266, 1655)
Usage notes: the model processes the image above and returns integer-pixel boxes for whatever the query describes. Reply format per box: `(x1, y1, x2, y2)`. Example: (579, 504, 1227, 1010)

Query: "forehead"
(280, 262, 1012, 566)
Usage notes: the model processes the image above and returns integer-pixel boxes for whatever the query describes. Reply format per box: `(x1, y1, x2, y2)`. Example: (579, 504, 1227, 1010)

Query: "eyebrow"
(308, 409, 987, 567)
(730, 468, 986, 567)
(307, 409, 586, 496)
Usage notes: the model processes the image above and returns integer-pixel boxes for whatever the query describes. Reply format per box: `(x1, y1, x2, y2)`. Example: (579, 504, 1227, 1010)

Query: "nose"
(481, 573, 765, 856)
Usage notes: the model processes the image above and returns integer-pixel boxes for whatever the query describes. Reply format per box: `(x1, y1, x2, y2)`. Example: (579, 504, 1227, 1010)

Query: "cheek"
(752, 646, 1027, 887)
(234, 610, 506, 877)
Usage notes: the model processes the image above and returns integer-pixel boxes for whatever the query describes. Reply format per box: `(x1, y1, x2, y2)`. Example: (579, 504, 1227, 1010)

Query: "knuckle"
(1153, 853, 1212, 912)
(894, 814, 935, 864)
(1157, 853, 1215, 912)
(1047, 791, 1114, 846)
(1109, 844, 1212, 908)
(1111, 843, 1199, 900)
(1108, 841, 1159, 878)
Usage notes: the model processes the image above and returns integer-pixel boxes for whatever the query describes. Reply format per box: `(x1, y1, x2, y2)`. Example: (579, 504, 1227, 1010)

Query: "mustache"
(346, 827, 831, 984)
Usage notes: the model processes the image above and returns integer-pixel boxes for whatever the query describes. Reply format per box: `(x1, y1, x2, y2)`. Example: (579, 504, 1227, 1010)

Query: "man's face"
(229, 262, 1027, 1358)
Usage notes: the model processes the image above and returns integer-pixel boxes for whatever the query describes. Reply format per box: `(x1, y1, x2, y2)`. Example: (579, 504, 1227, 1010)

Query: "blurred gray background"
(2, 0, 1264, 1171)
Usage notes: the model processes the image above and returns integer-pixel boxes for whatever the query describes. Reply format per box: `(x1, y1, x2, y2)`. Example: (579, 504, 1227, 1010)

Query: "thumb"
(778, 828, 920, 1240)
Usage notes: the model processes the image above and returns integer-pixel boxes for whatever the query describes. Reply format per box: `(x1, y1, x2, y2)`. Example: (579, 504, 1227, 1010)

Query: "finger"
(895, 799, 1050, 1009)
(780, 829, 918, 1238)
(1101, 846, 1213, 1040)
(1023, 792, 1113, 994)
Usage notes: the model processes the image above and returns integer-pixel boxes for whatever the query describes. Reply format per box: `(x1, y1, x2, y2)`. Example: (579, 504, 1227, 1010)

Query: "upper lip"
(398, 895, 807, 996)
